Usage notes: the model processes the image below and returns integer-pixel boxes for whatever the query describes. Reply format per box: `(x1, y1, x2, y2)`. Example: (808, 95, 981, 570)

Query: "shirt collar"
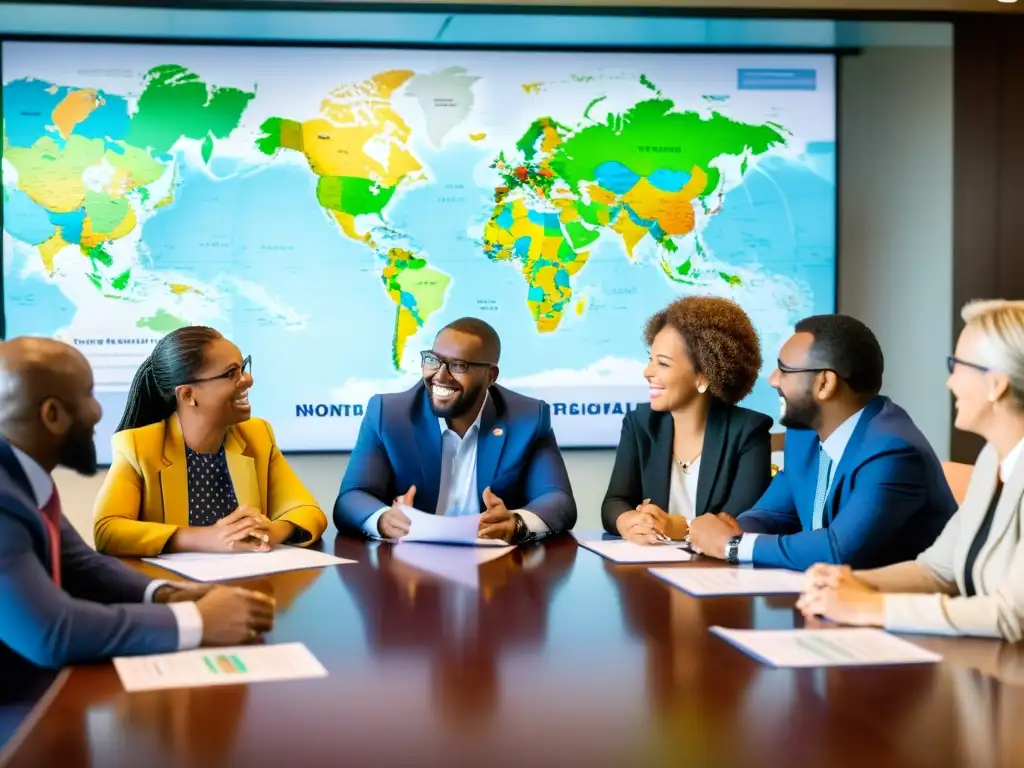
(8, 443, 54, 508)
(820, 407, 865, 464)
(438, 391, 488, 438)
(1000, 438, 1024, 482)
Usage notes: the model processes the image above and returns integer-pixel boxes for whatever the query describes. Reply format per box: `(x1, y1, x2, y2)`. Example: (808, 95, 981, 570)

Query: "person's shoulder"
(491, 384, 544, 415)
(863, 397, 933, 452)
(375, 383, 422, 411)
(111, 420, 167, 458)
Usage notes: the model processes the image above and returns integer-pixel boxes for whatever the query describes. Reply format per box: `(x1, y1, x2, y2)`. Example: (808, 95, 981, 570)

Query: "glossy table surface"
(4, 532, 1024, 767)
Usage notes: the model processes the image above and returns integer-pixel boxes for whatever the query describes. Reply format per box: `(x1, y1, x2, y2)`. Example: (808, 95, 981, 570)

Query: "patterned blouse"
(186, 445, 239, 527)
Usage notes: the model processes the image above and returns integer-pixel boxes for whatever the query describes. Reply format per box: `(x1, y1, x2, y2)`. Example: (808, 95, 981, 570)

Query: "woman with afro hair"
(602, 295, 773, 543)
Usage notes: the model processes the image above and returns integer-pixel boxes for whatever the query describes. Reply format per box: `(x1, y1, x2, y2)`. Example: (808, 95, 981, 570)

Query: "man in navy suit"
(689, 314, 956, 571)
(0, 338, 274, 710)
(334, 318, 576, 542)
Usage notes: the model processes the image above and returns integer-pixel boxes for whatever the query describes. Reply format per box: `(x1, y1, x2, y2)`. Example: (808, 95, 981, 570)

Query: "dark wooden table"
(3, 532, 1024, 767)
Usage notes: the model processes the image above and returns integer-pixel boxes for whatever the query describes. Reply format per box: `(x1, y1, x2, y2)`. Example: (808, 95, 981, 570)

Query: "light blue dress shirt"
(361, 394, 549, 536)
(737, 408, 865, 562)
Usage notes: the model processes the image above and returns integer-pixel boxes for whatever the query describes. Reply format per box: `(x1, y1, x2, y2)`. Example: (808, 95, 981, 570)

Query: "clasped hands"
(153, 582, 276, 645)
(795, 564, 885, 627)
(377, 485, 520, 542)
(197, 506, 295, 553)
(616, 503, 742, 555)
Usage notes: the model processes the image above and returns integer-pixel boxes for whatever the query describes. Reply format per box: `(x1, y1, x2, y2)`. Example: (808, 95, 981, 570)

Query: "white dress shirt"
(737, 408, 865, 562)
(362, 394, 550, 537)
(10, 444, 203, 650)
(1000, 438, 1024, 482)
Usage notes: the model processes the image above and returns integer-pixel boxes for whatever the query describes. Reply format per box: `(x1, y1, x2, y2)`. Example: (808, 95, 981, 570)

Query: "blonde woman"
(797, 300, 1024, 641)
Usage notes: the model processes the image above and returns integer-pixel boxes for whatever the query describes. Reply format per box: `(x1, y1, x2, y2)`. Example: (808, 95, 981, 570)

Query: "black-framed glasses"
(188, 355, 251, 384)
(420, 350, 493, 375)
(777, 359, 838, 376)
(946, 355, 989, 375)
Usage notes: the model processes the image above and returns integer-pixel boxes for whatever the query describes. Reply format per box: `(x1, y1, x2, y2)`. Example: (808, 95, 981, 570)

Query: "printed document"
(113, 642, 328, 692)
(576, 538, 694, 564)
(143, 546, 354, 582)
(650, 566, 806, 596)
(710, 627, 942, 668)
(397, 504, 511, 547)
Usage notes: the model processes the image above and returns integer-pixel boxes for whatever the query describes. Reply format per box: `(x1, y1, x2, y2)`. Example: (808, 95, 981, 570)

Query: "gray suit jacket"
(860, 443, 1024, 640)
(0, 440, 179, 698)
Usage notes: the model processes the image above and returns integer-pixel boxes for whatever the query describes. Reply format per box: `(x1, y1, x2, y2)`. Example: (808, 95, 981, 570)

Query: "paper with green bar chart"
(112, 642, 327, 692)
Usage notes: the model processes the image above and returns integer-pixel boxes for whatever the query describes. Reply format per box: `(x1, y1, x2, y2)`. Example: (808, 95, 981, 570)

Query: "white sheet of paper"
(143, 545, 354, 582)
(710, 626, 942, 668)
(113, 642, 328, 692)
(398, 504, 510, 547)
(576, 538, 693, 564)
(392, 542, 516, 588)
(650, 566, 806, 596)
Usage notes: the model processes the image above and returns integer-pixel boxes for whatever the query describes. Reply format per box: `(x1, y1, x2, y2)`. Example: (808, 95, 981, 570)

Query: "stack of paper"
(143, 546, 354, 582)
(650, 566, 806, 596)
(113, 642, 328, 691)
(576, 538, 694, 564)
(397, 504, 511, 547)
(711, 627, 943, 668)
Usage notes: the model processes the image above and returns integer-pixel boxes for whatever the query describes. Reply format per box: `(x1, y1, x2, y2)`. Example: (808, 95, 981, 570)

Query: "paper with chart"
(710, 627, 942, 668)
(576, 538, 694, 564)
(397, 504, 511, 547)
(113, 642, 328, 691)
(143, 545, 354, 581)
(650, 567, 806, 596)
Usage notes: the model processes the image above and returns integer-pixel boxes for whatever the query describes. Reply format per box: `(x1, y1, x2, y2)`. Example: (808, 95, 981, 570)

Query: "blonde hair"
(961, 299, 1024, 408)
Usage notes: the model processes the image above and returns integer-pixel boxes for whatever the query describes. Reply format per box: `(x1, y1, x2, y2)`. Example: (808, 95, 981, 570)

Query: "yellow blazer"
(93, 415, 328, 557)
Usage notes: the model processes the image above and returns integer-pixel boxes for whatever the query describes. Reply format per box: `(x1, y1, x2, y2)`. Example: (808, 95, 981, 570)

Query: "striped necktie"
(811, 446, 833, 530)
(40, 488, 62, 587)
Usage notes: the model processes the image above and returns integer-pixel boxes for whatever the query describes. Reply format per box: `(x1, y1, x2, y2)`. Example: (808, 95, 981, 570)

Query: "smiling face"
(947, 323, 1003, 435)
(768, 332, 823, 430)
(644, 325, 706, 412)
(422, 328, 497, 420)
(177, 337, 253, 427)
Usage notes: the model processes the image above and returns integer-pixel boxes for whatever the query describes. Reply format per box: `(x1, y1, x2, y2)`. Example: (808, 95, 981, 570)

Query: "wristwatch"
(725, 534, 743, 565)
(511, 512, 529, 544)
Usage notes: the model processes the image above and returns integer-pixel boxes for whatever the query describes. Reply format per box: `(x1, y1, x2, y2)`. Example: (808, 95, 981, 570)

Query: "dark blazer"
(601, 398, 774, 534)
(0, 439, 178, 698)
(737, 396, 957, 571)
(334, 383, 577, 536)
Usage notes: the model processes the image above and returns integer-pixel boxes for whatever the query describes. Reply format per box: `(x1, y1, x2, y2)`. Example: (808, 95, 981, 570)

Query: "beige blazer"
(858, 443, 1024, 641)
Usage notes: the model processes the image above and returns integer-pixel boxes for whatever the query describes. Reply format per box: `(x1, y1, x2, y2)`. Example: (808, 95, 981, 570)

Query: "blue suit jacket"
(737, 396, 957, 571)
(334, 383, 577, 536)
(0, 439, 178, 699)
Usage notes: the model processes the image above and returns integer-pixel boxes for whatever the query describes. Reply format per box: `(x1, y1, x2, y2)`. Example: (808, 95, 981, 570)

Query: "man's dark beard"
(779, 391, 820, 431)
(58, 421, 97, 476)
(429, 380, 485, 420)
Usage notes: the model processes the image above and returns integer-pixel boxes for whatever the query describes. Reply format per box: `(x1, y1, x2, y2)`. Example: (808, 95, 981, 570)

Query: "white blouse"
(668, 455, 701, 522)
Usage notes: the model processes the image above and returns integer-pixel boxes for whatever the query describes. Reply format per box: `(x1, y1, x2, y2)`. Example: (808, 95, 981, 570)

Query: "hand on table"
(378, 486, 415, 539)
(687, 512, 742, 559)
(795, 564, 885, 627)
(615, 501, 687, 544)
(195, 586, 276, 645)
(479, 487, 516, 542)
(153, 582, 215, 604)
(201, 507, 272, 553)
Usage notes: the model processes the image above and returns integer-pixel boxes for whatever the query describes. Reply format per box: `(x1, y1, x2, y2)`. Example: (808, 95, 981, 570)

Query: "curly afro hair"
(644, 295, 763, 405)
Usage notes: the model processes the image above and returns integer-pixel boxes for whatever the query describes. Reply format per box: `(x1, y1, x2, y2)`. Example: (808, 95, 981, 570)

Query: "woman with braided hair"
(93, 326, 327, 556)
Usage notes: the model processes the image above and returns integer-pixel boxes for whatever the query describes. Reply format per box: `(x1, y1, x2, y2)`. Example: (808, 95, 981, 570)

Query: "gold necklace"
(674, 451, 702, 474)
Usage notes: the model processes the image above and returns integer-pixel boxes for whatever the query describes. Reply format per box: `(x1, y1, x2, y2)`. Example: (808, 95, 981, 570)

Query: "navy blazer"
(0, 439, 178, 697)
(601, 398, 773, 533)
(334, 383, 576, 536)
(737, 396, 957, 571)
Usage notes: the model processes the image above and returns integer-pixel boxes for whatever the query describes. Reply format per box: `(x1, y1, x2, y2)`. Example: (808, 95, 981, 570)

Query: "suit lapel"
(824, 396, 886, 524)
(695, 399, 727, 515)
(646, 411, 674, 512)
(158, 415, 190, 527)
(476, 393, 506, 496)
(410, 384, 442, 514)
(976, 446, 1024, 566)
(224, 427, 260, 511)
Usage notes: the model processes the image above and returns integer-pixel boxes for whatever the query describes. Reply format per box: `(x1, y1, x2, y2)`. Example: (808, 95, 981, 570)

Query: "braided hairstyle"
(116, 326, 223, 432)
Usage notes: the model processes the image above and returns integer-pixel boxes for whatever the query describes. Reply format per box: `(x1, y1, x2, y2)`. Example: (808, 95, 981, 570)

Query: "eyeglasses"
(776, 359, 839, 376)
(188, 355, 252, 384)
(420, 351, 493, 375)
(946, 356, 989, 375)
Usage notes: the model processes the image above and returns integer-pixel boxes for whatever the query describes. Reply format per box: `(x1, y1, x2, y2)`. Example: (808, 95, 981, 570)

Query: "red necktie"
(40, 487, 62, 588)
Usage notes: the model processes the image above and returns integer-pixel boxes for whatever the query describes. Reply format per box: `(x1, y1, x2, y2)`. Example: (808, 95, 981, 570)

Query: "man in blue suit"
(0, 338, 274, 712)
(335, 318, 576, 542)
(688, 314, 956, 571)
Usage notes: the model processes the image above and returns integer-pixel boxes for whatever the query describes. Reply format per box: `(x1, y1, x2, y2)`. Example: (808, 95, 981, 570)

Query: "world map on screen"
(1, 42, 835, 458)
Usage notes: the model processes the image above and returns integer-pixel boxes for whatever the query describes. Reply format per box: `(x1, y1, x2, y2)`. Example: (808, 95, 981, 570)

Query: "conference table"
(3, 532, 1024, 767)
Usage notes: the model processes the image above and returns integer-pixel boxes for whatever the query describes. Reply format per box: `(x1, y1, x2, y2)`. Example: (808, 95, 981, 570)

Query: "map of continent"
(2, 43, 836, 458)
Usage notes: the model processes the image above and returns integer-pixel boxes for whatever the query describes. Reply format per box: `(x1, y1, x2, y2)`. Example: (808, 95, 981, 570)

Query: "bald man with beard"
(0, 338, 274, 702)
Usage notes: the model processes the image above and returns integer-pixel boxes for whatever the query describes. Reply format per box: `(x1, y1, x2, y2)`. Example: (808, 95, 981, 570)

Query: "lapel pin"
(493, 427, 504, 437)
